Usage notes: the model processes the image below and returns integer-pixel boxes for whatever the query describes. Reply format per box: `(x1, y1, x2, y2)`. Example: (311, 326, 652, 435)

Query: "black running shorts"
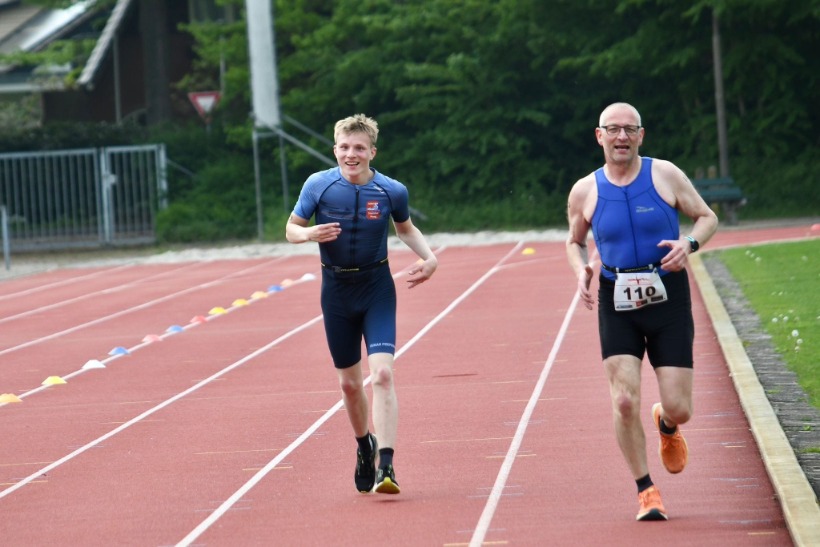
(597, 269, 694, 368)
(320, 264, 397, 369)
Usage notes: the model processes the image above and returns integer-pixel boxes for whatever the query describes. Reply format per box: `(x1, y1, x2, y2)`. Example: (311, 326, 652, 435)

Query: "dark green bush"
(155, 154, 257, 243)
(2, 120, 817, 246)
(731, 150, 819, 219)
(0, 122, 143, 152)
(156, 196, 255, 243)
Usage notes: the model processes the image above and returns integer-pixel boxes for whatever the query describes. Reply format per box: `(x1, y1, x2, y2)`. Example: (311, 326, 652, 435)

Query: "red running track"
(0, 223, 816, 546)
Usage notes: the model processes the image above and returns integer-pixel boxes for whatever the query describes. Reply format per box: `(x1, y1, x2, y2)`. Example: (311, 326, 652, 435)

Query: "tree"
(6, 0, 818, 223)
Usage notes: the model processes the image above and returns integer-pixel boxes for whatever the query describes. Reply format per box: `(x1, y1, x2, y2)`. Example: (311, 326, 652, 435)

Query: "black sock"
(659, 418, 677, 435)
(379, 448, 394, 468)
(356, 433, 373, 454)
(636, 474, 654, 493)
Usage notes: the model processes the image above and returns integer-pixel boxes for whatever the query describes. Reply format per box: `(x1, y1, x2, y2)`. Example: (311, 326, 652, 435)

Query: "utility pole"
(245, 0, 336, 237)
(246, 0, 283, 238)
(712, 9, 730, 177)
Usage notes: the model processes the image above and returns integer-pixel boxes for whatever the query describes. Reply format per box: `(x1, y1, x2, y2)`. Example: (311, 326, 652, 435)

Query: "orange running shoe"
(652, 402, 688, 474)
(636, 486, 668, 521)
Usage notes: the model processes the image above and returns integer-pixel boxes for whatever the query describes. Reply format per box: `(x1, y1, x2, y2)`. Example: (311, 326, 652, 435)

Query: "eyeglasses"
(600, 125, 641, 136)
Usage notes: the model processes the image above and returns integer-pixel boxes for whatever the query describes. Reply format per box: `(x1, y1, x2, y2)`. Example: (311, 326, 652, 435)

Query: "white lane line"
(469, 289, 580, 547)
(0, 258, 285, 358)
(175, 243, 524, 547)
(0, 264, 135, 303)
(0, 251, 438, 490)
(0, 315, 324, 501)
(1, 274, 317, 406)
(468, 248, 596, 546)
(0, 258, 298, 408)
(0, 263, 202, 325)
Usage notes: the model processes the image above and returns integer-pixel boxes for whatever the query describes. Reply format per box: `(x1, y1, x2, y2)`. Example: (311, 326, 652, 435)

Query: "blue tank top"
(293, 167, 410, 268)
(591, 157, 679, 280)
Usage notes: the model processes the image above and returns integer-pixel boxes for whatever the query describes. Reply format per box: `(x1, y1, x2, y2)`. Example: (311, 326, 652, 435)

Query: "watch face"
(686, 236, 698, 252)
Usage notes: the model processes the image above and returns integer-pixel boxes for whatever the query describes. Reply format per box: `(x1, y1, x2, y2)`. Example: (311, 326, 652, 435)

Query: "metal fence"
(0, 144, 167, 252)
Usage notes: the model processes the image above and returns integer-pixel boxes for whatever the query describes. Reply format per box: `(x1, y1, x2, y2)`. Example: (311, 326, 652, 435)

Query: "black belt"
(601, 262, 656, 273)
(321, 258, 388, 273)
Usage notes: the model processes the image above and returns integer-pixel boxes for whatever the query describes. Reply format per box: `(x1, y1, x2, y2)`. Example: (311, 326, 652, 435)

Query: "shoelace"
(357, 445, 375, 469)
(639, 489, 660, 505)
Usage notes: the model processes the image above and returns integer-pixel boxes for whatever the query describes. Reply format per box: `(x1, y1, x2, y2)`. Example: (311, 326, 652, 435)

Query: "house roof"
(0, 0, 94, 54)
(77, 0, 133, 89)
(0, 0, 99, 93)
(0, 4, 47, 54)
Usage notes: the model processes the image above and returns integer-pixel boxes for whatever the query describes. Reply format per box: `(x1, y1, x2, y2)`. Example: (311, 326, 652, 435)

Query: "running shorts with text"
(321, 265, 397, 368)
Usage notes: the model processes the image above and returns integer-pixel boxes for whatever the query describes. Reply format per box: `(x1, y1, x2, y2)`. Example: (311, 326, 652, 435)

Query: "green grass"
(716, 239, 819, 409)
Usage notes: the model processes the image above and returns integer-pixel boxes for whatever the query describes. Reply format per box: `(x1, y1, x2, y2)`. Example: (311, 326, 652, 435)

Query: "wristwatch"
(685, 236, 699, 253)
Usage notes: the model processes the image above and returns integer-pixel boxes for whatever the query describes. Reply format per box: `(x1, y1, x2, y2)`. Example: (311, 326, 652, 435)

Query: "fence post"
(157, 144, 168, 210)
(99, 149, 116, 244)
(1, 205, 10, 271)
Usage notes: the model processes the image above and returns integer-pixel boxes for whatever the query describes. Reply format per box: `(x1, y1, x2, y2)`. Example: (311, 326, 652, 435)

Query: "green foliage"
(0, 37, 90, 66)
(175, 18, 250, 125)
(277, 0, 582, 201)
(0, 122, 144, 152)
(154, 153, 257, 243)
(409, 182, 567, 233)
(150, 127, 258, 243)
(269, 0, 820, 212)
(155, 200, 250, 243)
(3, 0, 818, 243)
(717, 240, 820, 409)
(730, 149, 819, 219)
(19, 0, 115, 8)
(262, 206, 293, 241)
(0, 95, 40, 130)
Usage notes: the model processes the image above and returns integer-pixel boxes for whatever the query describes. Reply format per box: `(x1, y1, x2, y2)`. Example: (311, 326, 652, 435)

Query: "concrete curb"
(690, 253, 820, 547)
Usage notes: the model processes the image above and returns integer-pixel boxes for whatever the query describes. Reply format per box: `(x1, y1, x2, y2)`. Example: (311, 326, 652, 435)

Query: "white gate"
(0, 144, 167, 251)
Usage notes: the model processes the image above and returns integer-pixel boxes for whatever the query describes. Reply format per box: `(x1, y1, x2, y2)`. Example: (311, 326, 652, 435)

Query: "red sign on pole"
(188, 91, 222, 121)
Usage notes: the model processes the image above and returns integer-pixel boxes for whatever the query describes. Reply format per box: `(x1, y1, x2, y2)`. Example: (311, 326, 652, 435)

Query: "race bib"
(613, 270, 668, 311)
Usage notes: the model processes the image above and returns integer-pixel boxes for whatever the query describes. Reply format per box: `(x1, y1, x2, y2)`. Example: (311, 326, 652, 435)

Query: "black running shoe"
(375, 464, 400, 494)
(354, 433, 378, 493)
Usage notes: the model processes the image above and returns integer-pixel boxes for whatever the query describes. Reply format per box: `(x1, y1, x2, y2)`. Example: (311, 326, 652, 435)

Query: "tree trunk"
(139, 0, 172, 125)
(712, 9, 730, 178)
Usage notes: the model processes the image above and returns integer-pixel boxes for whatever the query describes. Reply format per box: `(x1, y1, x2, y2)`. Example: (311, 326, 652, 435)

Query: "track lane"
(0, 223, 815, 546)
(177, 242, 570, 546)
(0, 257, 312, 398)
(479, 265, 792, 545)
(0, 249, 456, 544)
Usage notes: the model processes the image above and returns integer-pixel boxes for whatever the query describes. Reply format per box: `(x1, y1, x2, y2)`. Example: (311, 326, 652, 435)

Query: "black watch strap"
(685, 236, 699, 253)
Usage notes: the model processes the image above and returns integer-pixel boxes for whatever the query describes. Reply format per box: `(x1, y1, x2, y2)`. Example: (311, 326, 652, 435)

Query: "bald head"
(599, 103, 642, 127)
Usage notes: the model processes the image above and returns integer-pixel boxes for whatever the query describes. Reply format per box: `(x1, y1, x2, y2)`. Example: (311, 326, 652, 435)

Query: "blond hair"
(334, 114, 379, 145)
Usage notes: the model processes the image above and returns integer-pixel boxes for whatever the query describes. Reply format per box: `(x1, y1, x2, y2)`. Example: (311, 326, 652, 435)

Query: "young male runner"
(286, 114, 438, 494)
